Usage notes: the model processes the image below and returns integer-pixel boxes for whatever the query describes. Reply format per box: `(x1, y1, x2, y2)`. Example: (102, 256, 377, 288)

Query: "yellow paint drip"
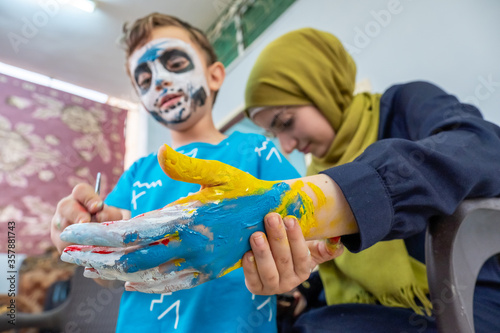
(173, 258, 186, 267)
(307, 182, 326, 208)
(164, 230, 180, 241)
(218, 259, 242, 278)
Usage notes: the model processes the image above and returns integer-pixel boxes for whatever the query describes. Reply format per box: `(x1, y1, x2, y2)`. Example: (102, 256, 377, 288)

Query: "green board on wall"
(211, 21, 239, 67)
(241, 0, 296, 47)
(208, 0, 296, 67)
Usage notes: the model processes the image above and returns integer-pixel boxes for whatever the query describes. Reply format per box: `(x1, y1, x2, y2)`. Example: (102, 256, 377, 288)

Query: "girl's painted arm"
(283, 174, 359, 240)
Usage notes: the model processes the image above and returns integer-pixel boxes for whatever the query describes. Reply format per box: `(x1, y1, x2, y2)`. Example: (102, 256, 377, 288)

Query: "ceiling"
(0, 0, 226, 102)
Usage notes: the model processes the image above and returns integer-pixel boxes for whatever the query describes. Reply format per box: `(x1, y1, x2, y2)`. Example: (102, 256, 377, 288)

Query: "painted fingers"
(84, 261, 204, 293)
(61, 232, 188, 274)
(308, 237, 344, 266)
(60, 203, 196, 247)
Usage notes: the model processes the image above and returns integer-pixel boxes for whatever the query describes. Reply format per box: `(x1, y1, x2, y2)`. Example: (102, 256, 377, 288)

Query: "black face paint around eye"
(159, 49, 194, 73)
(134, 63, 152, 95)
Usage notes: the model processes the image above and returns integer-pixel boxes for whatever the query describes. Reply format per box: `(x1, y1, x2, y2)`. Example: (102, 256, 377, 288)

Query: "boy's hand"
(60, 145, 317, 293)
(51, 183, 123, 253)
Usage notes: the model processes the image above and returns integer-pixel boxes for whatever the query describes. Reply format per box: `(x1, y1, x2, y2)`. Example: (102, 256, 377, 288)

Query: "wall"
(212, 0, 500, 126)
(147, 0, 500, 154)
(0, 73, 127, 255)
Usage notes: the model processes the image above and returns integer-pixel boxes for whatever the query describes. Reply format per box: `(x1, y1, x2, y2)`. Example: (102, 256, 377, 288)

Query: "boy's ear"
(206, 61, 225, 93)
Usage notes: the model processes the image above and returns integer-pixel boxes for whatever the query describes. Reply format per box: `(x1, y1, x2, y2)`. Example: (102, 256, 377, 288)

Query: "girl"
(242, 28, 500, 332)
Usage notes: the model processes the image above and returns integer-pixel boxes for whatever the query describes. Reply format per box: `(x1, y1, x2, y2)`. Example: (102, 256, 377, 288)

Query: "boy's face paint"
(129, 38, 209, 127)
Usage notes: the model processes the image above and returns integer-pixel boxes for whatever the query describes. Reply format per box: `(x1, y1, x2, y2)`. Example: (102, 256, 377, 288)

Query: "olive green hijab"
(245, 28, 431, 315)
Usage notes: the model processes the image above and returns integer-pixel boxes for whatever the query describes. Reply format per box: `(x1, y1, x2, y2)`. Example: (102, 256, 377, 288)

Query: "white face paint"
(128, 38, 209, 127)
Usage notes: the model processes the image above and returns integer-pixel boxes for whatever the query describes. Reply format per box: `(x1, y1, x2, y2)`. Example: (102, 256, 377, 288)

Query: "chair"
(0, 266, 123, 332)
(426, 198, 500, 333)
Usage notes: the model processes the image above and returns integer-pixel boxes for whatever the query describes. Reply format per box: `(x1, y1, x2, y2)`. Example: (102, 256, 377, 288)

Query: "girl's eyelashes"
(274, 114, 294, 132)
(282, 117, 294, 129)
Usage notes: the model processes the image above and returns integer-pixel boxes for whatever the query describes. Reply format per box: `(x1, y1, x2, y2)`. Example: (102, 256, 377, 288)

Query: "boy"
(50, 13, 300, 332)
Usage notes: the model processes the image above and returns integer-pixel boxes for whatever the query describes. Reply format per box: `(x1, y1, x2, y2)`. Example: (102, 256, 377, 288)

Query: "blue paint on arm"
(123, 232, 139, 244)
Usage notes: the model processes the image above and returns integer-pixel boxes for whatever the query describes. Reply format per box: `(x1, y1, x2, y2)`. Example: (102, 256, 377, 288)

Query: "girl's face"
(252, 105, 335, 158)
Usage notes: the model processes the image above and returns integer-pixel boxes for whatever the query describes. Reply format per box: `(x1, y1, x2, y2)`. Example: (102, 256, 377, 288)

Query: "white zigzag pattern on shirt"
(266, 147, 282, 163)
(150, 293, 180, 329)
(131, 190, 145, 211)
(251, 294, 273, 322)
(150, 293, 171, 311)
(133, 180, 163, 189)
(177, 148, 198, 158)
(256, 141, 283, 163)
(255, 141, 268, 157)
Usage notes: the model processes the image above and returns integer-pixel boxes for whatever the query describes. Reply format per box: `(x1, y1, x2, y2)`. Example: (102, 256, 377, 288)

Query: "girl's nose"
(277, 133, 297, 154)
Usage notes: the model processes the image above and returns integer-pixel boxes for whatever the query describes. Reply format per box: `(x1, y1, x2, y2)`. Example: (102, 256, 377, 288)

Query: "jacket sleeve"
(321, 81, 500, 252)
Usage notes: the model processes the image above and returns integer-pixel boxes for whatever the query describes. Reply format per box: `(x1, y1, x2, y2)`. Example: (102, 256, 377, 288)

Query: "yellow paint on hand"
(218, 259, 242, 278)
(274, 180, 318, 238)
(307, 181, 326, 208)
(173, 258, 186, 267)
(160, 144, 276, 206)
(164, 230, 180, 241)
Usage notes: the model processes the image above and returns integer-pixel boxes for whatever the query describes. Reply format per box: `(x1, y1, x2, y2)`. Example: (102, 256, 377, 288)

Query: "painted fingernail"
(254, 234, 265, 246)
(283, 217, 296, 230)
(248, 255, 255, 262)
(328, 236, 341, 244)
(326, 237, 342, 252)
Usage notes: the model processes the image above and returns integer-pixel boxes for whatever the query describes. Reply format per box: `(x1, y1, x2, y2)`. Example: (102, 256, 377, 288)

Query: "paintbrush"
(91, 172, 102, 221)
(95, 172, 101, 196)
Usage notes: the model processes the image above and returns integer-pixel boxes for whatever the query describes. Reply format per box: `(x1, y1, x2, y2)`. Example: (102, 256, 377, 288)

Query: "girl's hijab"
(245, 27, 380, 175)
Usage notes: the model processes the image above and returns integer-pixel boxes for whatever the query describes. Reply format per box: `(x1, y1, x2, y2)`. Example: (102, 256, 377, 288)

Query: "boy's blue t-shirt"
(105, 131, 300, 333)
